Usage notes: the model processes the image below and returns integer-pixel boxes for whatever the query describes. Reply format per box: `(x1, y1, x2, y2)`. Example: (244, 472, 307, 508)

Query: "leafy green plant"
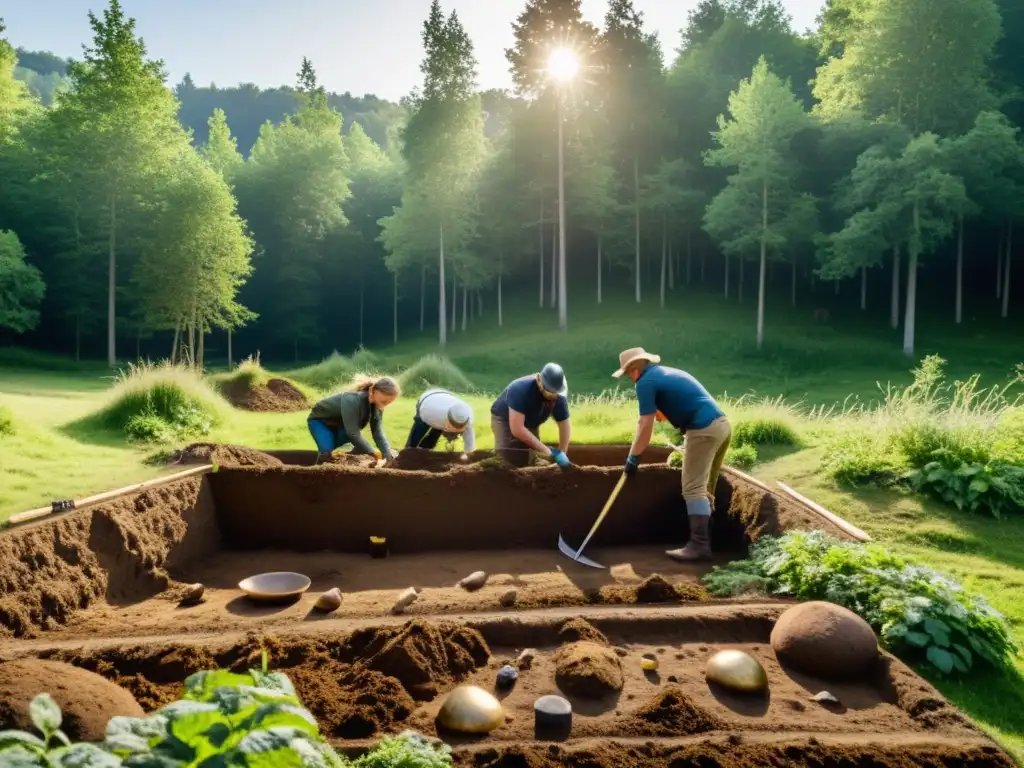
(703, 531, 1019, 676)
(911, 451, 1024, 518)
(354, 731, 452, 767)
(725, 442, 758, 469)
(0, 693, 120, 766)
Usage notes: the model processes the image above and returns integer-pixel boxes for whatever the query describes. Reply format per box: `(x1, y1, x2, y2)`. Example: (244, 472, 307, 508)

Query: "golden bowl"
(436, 685, 504, 733)
(705, 649, 768, 693)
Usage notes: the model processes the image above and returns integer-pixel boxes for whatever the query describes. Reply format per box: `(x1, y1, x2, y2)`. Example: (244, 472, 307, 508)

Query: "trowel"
(557, 473, 627, 569)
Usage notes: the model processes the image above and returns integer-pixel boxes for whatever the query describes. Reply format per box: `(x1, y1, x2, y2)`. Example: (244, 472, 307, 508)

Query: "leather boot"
(666, 515, 713, 562)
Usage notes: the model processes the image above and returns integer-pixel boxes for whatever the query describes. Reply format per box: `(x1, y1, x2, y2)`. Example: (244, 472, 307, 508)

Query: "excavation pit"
(0, 444, 1014, 766)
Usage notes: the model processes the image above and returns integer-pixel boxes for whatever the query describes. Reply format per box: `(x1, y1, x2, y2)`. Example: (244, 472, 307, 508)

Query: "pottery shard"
(554, 641, 624, 698)
(179, 583, 205, 606)
(391, 587, 419, 614)
(315, 587, 343, 612)
(771, 601, 880, 681)
(458, 571, 488, 591)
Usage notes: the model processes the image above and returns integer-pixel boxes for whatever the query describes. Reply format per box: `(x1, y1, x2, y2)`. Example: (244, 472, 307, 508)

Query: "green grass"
(0, 296, 1022, 761)
(395, 354, 475, 395)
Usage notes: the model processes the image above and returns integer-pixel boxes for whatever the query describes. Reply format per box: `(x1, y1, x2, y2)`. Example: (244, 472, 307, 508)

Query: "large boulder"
(771, 601, 880, 681)
(0, 659, 144, 741)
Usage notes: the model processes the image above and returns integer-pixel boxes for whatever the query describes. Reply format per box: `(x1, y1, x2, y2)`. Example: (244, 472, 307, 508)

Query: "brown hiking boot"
(666, 515, 713, 562)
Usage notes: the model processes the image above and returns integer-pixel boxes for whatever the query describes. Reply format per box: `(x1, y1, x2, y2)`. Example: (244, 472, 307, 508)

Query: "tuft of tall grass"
(88, 361, 230, 443)
(722, 394, 803, 447)
(288, 352, 357, 391)
(396, 355, 474, 396)
(0, 403, 15, 437)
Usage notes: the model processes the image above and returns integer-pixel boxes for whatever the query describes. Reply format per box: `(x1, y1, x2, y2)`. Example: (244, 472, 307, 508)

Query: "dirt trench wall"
(208, 464, 849, 554)
(0, 477, 220, 639)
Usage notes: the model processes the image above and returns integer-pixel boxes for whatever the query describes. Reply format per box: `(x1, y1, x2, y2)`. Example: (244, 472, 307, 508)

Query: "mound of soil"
(221, 377, 309, 413)
(175, 442, 283, 468)
(553, 641, 623, 698)
(598, 574, 711, 605)
(0, 659, 144, 741)
(624, 684, 722, 736)
(557, 618, 607, 645)
(771, 601, 880, 681)
(389, 450, 496, 472)
(0, 476, 219, 639)
(319, 453, 378, 468)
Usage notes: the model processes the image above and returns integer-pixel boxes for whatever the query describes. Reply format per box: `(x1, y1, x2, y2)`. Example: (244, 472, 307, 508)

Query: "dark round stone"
(534, 694, 572, 729)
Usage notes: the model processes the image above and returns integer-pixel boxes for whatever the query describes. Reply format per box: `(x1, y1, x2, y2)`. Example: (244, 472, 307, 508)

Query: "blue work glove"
(624, 454, 640, 477)
(550, 449, 571, 469)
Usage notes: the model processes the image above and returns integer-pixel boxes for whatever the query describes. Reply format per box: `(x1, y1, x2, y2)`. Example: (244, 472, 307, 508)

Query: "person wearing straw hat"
(405, 388, 476, 454)
(490, 363, 573, 469)
(613, 348, 731, 561)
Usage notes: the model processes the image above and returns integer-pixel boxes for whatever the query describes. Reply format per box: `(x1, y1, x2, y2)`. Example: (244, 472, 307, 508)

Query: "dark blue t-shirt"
(491, 375, 570, 430)
(635, 365, 723, 430)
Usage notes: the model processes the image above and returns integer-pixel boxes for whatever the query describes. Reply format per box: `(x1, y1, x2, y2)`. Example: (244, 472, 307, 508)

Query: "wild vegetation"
(0, 0, 1021, 365)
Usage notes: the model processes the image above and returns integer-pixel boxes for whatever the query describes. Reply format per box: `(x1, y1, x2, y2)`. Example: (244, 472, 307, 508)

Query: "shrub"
(725, 395, 802, 447)
(227, 354, 270, 389)
(726, 443, 758, 469)
(703, 531, 1019, 676)
(911, 452, 1024, 519)
(819, 420, 904, 485)
(396, 354, 474, 396)
(0, 403, 14, 437)
(289, 351, 357, 390)
(89, 361, 227, 443)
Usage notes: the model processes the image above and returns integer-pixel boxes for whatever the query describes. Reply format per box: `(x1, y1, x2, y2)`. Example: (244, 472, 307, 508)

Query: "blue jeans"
(308, 419, 349, 453)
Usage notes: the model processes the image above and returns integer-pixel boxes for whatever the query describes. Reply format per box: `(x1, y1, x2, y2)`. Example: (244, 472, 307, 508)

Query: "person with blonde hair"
(307, 375, 400, 462)
(612, 348, 731, 562)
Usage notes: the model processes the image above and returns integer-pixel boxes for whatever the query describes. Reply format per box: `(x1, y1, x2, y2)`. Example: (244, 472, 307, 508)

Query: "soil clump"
(220, 377, 309, 413)
(623, 684, 723, 736)
(174, 443, 282, 468)
(553, 641, 623, 698)
(319, 453, 378, 468)
(772, 601, 880, 680)
(598, 574, 711, 604)
(557, 617, 607, 645)
(389, 450, 495, 472)
(0, 659, 144, 741)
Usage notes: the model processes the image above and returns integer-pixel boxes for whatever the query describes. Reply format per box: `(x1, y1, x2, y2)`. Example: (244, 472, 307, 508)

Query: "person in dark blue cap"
(490, 363, 573, 468)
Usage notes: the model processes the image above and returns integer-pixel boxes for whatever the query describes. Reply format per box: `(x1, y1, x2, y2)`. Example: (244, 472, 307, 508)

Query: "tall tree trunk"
(227, 329, 233, 368)
(461, 283, 468, 331)
(791, 261, 797, 307)
(890, 245, 901, 330)
(955, 214, 964, 323)
(539, 198, 545, 308)
(419, 262, 426, 333)
(498, 252, 504, 327)
(107, 194, 117, 367)
(660, 214, 667, 309)
(596, 236, 602, 304)
(393, 272, 398, 345)
(477, 290, 483, 317)
(556, 96, 567, 331)
(1003, 221, 1013, 318)
(550, 225, 556, 308)
(197, 328, 205, 370)
(686, 230, 693, 286)
(756, 178, 767, 350)
(860, 266, 867, 311)
(634, 155, 641, 303)
(438, 222, 446, 346)
(450, 272, 457, 332)
(170, 322, 180, 364)
(724, 254, 730, 298)
(996, 234, 1003, 299)
(667, 238, 674, 290)
(903, 205, 920, 357)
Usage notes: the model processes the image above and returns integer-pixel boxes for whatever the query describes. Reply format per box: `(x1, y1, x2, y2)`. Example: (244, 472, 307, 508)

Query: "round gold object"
(705, 650, 768, 693)
(641, 656, 658, 671)
(436, 685, 504, 734)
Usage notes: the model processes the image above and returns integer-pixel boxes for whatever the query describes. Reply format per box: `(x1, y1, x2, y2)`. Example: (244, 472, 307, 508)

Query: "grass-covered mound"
(288, 347, 380, 391)
(81, 362, 230, 443)
(396, 354, 474, 395)
(213, 357, 312, 413)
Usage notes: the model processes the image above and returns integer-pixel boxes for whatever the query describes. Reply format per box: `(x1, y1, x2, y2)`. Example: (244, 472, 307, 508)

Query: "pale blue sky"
(4, 0, 823, 100)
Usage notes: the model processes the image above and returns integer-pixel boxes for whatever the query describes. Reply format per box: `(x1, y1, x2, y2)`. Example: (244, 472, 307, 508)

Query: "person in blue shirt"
(612, 347, 732, 561)
(490, 363, 573, 469)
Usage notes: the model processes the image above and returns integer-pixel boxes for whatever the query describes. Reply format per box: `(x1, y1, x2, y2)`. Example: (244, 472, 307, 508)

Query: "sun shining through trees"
(547, 48, 579, 82)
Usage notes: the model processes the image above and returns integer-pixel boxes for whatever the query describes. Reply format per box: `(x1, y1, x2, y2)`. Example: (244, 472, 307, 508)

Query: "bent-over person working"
(489, 363, 572, 469)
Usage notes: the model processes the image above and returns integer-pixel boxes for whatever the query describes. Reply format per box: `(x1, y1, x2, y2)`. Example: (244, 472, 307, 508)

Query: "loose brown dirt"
(0, 659, 144, 740)
(220, 377, 309, 413)
(173, 443, 283, 468)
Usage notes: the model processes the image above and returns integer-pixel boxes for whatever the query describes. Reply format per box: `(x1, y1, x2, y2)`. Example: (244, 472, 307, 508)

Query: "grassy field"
(0, 294, 1022, 759)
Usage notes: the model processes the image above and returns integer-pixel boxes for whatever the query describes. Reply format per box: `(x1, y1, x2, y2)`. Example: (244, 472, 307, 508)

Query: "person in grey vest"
(405, 388, 475, 453)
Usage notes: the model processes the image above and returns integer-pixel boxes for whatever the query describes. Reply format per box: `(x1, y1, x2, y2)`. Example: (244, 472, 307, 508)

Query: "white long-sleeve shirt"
(416, 389, 476, 452)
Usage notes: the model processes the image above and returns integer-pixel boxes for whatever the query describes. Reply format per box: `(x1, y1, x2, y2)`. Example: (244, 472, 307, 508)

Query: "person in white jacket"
(404, 388, 476, 453)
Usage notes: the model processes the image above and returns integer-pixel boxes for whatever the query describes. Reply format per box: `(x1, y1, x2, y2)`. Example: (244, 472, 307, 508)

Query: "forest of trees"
(0, 0, 1021, 366)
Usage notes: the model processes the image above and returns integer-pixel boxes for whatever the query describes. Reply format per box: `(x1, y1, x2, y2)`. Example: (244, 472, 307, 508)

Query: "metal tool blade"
(557, 534, 605, 569)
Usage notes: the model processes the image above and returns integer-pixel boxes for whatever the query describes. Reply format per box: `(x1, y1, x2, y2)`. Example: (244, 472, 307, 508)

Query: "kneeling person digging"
(405, 388, 476, 455)
(614, 348, 731, 562)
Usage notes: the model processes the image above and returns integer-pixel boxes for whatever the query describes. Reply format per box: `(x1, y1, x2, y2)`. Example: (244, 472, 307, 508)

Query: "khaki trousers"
(681, 416, 732, 514)
(491, 415, 539, 468)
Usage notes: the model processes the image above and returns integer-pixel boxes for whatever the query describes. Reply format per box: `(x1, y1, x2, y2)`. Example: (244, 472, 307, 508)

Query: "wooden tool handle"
(574, 473, 626, 558)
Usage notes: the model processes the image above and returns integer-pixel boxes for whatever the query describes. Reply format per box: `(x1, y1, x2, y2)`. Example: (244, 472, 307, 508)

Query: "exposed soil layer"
(220, 377, 310, 413)
(4, 610, 1005, 765)
(173, 443, 283, 468)
(0, 659, 144, 741)
(0, 476, 219, 638)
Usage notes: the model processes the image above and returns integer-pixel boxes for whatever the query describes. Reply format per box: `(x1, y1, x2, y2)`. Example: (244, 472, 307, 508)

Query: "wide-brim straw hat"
(611, 347, 661, 378)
